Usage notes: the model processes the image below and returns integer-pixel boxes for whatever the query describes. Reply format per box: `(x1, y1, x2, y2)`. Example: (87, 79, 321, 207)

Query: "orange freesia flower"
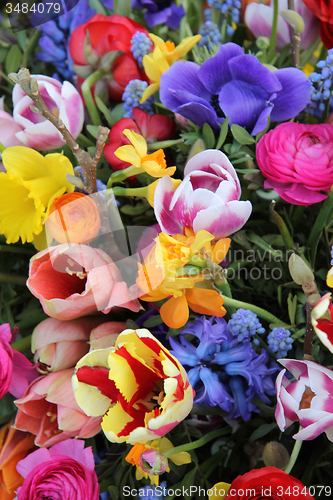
(0, 422, 36, 499)
(137, 230, 230, 328)
(125, 438, 191, 486)
(46, 192, 101, 244)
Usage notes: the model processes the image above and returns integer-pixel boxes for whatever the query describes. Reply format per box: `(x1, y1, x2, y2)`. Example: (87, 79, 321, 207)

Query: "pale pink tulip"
(154, 149, 252, 238)
(12, 75, 84, 150)
(89, 321, 126, 350)
(27, 243, 142, 321)
(14, 369, 102, 447)
(275, 359, 333, 441)
(0, 110, 24, 148)
(245, 0, 319, 50)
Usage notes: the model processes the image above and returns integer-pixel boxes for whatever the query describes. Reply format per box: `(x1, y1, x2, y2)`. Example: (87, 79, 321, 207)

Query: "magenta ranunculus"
(16, 439, 99, 500)
(256, 122, 333, 205)
(154, 149, 252, 238)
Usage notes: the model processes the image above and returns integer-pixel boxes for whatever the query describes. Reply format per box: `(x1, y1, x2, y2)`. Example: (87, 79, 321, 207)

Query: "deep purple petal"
(251, 103, 274, 136)
(271, 67, 312, 121)
(197, 43, 244, 94)
(176, 102, 220, 130)
(228, 54, 282, 94)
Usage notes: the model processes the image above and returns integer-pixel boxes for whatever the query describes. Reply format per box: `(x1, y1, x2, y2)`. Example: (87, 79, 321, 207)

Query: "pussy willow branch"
(8, 68, 109, 194)
(287, 0, 301, 68)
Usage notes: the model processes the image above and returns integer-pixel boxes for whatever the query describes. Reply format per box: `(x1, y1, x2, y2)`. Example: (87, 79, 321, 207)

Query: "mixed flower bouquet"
(0, 0, 333, 499)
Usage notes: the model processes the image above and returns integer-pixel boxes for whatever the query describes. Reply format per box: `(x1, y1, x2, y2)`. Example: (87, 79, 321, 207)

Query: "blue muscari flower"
(207, 0, 241, 33)
(228, 308, 265, 344)
(198, 21, 222, 51)
(267, 327, 293, 358)
(307, 48, 333, 117)
(139, 481, 168, 499)
(122, 79, 154, 118)
(131, 31, 152, 68)
(169, 316, 279, 421)
(204, 8, 212, 22)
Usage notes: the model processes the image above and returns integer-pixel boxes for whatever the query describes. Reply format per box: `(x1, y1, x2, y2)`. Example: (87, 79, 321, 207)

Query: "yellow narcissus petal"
(159, 437, 191, 466)
(140, 82, 160, 103)
(114, 145, 142, 169)
(2, 146, 46, 179)
(172, 34, 202, 61)
(44, 153, 75, 194)
(211, 238, 231, 264)
(148, 33, 166, 50)
(123, 129, 147, 157)
(327, 267, 333, 288)
(208, 483, 231, 500)
(190, 230, 215, 255)
(142, 55, 163, 84)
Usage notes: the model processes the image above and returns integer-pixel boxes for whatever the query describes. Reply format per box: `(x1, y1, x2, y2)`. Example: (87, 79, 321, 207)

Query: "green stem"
(0, 273, 27, 286)
(148, 139, 184, 151)
(284, 432, 303, 474)
(163, 427, 230, 458)
(21, 29, 41, 68)
(112, 186, 148, 198)
(308, 187, 333, 266)
(107, 165, 141, 188)
(221, 296, 290, 327)
(268, 0, 279, 62)
(81, 69, 106, 126)
(270, 201, 295, 251)
(11, 334, 32, 352)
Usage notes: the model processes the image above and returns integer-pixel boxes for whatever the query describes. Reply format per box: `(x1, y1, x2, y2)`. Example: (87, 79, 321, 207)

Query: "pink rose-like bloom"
(14, 369, 102, 447)
(0, 323, 38, 400)
(245, 0, 319, 50)
(275, 359, 333, 441)
(12, 75, 84, 150)
(27, 243, 142, 321)
(256, 122, 333, 205)
(16, 439, 99, 500)
(154, 149, 252, 238)
(32, 316, 107, 373)
(0, 110, 24, 148)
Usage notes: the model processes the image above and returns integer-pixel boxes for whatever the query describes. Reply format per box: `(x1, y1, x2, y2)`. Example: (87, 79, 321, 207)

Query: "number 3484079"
(5, 3, 61, 14)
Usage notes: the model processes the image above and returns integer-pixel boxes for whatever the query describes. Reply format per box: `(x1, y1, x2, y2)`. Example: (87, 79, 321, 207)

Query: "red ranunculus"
(69, 14, 149, 102)
(302, 0, 333, 23)
(320, 19, 333, 49)
(212, 467, 314, 499)
(104, 107, 176, 172)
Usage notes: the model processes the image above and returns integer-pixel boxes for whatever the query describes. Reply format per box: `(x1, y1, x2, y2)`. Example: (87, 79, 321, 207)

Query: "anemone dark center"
(210, 94, 225, 118)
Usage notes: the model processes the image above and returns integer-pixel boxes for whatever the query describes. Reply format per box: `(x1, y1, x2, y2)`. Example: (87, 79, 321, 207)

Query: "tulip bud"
(288, 253, 314, 285)
(262, 441, 290, 469)
(140, 449, 169, 475)
(89, 322, 126, 350)
(83, 30, 100, 66)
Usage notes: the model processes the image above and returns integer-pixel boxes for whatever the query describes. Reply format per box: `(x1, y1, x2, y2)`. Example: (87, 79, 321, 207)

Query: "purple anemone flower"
(132, 0, 185, 29)
(160, 43, 311, 135)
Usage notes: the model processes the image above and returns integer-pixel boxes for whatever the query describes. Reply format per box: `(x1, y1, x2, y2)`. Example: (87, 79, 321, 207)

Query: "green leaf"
(249, 422, 278, 442)
(16, 31, 27, 52)
(108, 486, 119, 500)
(231, 124, 256, 145)
(143, 315, 164, 328)
(86, 124, 99, 139)
(202, 122, 215, 149)
(280, 9, 305, 33)
(0, 47, 7, 64)
(287, 293, 298, 325)
(216, 117, 229, 150)
(5, 45, 22, 75)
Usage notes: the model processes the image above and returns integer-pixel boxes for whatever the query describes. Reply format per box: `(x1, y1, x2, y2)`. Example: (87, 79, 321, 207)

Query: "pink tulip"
(12, 75, 84, 150)
(14, 369, 102, 447)
(154, 149, 252, 238)
(245, 0, 319, 50)
(275, 359, 333, 441)
(89, 321, 126, 350)
(0, 323, 38, 400)
(32, 316, 107, 373)
(27, 243, 142, 321)
(0, 110, 24, 148)
(256, 122, 333, 205)
(16, 439, 99, 500)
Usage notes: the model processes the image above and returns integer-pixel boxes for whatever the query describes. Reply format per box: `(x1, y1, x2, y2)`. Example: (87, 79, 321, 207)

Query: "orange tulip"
(46, 192, 101, 244)
(0, 422, 35, 499)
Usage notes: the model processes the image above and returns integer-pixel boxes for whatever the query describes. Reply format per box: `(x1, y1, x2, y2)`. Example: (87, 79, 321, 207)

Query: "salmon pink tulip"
(27, 243, 142, 321)
(72, 328, 194, 444)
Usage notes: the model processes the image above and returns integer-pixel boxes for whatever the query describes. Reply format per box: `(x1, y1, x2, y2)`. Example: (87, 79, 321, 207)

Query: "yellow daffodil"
(327, 267, 333, 288)
(0, 146, 74, 247)
(141, 33, 201, 102)
(114, 129, 176, 178)
(137, 229, 230, 328)
(125, 438, 191, 486)
(208, 482, 231, 499)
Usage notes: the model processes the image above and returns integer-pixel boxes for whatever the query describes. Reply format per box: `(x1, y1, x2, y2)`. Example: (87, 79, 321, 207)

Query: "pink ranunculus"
(154, 149, 252, 238)
(275, 358, 333, 441)
(256, 122, 333, 205)
(245, 0, 319, 50)
(16, 439, 99, 500)
(32, 316, 107, 373)
(14, 369, 102, 447)
(89, 321, 126, 350)
(27, 243, 142, 321)
(12, 75, 84, 150)
(0, 110, 24, 148)
(0, 323, 38, 400)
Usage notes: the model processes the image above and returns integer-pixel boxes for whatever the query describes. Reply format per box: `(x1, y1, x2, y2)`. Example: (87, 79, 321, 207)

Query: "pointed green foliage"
(216, 117, 229, 150)
(231, 124, 256, 145)
(287, 293, 298, 325)
(96, 96, 116, 126)
(5, 45, 22, 74)
(202, 122, 215, 149)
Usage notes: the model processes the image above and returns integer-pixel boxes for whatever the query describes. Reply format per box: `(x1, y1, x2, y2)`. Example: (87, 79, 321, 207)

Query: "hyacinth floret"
(169, 316, 278, 421)
(122, 80, 154, 118)
(308, 49, 333, 115)
(267, 327, 293, 358)
(139, 482, 168, 499)
(208, 0, 241, 35)
(198, 21, 222, 50)
(131, 31, 153, 68)
(228, 308, 265, 344)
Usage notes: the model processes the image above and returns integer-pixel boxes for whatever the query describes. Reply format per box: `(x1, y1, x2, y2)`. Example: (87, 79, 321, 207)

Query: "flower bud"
(288, 253, 314, 285)
(140, 449, 169, 475)
(262, 441, 290, 469)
